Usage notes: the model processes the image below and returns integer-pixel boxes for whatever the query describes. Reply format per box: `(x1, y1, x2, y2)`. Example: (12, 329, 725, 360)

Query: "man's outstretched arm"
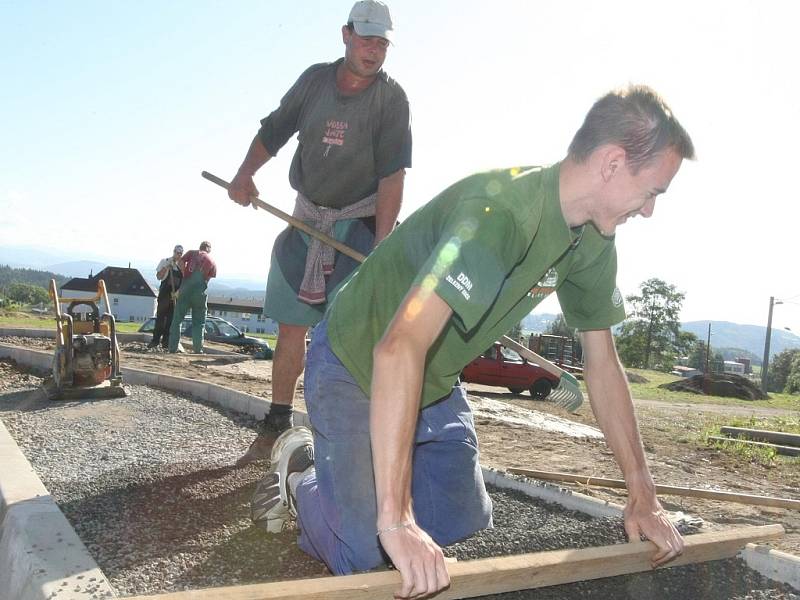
(581, 328, 683, 568)
(371, 286, 453, 599)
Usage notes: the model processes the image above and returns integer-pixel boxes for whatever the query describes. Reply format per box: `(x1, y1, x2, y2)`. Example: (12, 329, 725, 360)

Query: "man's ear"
(600, 145, 627, 183)
(342, 25, 351, 44)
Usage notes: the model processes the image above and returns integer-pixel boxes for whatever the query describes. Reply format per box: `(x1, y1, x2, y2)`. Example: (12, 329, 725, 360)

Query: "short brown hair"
(199, 241, 211, 252)
(568, 85, 695, 172)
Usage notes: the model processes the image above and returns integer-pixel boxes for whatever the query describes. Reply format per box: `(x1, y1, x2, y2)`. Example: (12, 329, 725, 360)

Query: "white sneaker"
(250, 426, 314, 532)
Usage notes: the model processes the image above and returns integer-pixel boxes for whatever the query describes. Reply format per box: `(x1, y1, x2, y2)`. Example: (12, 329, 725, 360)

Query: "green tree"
(507, 321, 523, 342)
(768, 348, 800, 393)
(7, 282, 49, 305)
(687, 340, 707, 370)
(546, 314, 574, 338)
(614, 278, 685, 371)
(785, 353, 800, 394)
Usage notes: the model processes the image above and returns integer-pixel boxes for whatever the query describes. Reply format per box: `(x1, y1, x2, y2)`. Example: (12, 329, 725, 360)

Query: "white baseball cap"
(348, 0, 393, 41)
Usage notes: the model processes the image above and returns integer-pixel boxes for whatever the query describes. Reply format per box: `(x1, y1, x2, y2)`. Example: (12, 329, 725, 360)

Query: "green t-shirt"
(326, 163, 626, 407)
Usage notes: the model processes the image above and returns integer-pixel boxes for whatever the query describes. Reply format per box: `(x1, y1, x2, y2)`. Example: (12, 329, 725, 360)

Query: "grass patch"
(620, 368, 800, 411)
(1, 312, 145, 334)
(702, 415, 800, 466)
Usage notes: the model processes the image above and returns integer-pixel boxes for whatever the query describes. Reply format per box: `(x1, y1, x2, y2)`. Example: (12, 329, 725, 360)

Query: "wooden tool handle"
(500, 335, 566, 377)
(201, 171, 367, 263)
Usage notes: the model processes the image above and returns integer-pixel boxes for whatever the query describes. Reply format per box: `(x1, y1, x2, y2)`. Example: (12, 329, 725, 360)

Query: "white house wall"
(208, 309, 278, 335)
(59, 291, 156, 323)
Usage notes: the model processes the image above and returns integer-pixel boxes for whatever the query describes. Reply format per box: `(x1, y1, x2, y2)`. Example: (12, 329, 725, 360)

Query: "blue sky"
(2, 0, 799, 332)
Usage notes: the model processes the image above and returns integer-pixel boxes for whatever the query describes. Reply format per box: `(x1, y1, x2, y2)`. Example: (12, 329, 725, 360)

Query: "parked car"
(139, 316, 273, 357)
(461, 342, 559, 399)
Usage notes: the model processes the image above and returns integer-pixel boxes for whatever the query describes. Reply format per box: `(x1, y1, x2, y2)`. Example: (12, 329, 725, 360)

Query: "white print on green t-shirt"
(446, 272, 473, 301)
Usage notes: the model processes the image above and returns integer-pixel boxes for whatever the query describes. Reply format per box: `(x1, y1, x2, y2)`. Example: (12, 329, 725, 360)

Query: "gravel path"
(1, 362, 797, 599)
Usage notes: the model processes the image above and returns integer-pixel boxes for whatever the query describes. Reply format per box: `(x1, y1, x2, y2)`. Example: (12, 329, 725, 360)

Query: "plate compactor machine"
(45, 278, 127, 400)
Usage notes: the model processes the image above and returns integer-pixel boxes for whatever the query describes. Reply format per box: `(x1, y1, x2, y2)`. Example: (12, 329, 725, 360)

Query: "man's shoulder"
(297, 61, 337, 83)
(374, 70, 408, 101)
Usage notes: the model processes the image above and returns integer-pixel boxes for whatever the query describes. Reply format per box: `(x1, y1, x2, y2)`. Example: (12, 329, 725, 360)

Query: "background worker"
(168, 241, 216, 354)
(149, 244, 184, 350)
(228, 0, 412, 466)
(253, 85, 695, 598)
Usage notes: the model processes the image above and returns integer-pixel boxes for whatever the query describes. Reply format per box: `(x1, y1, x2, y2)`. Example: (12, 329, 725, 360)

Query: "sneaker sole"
(252, 427, 313, 532)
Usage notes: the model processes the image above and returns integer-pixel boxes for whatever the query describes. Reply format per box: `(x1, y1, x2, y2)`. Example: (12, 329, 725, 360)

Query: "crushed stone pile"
(659, 373, 769, 400)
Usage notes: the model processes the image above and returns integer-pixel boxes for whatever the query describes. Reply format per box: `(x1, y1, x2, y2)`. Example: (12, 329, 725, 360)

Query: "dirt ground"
(3, 335, 799, 558)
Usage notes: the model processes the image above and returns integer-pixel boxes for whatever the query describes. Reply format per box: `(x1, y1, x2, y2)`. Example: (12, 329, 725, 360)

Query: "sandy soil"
(3, 336, 799, 557)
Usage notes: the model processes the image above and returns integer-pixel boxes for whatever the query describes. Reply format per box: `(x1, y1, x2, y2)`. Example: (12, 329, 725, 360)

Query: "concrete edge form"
(740, 543, 800, 590)
(1, 342, 796, 596)
(482, 467, 625, 519)
(0, 419, 116, 600)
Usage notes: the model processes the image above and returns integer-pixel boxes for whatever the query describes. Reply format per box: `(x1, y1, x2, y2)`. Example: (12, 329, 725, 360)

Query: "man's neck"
(558, 158, 594, 228)
(336, 61, 376, 96)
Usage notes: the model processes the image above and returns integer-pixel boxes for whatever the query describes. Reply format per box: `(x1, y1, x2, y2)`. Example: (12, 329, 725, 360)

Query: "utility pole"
(761, 296, 783, 393)
(705, 323, 712, 374)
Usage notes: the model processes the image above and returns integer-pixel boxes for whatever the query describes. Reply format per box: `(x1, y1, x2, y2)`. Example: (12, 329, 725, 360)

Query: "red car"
(461, 342, 559, 399)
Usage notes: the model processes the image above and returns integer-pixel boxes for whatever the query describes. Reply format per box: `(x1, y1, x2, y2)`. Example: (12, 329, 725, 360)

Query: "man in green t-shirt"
(227, 0, 412, 467)
(255, 85, 694, 598)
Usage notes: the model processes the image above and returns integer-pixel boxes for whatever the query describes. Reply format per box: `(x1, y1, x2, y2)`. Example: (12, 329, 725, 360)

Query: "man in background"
(169, 241, 216, 354)
(149, 244, 183, 350)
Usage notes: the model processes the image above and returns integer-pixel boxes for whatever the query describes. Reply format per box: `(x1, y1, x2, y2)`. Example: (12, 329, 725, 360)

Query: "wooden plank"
(508, 468, 800, 511)
(708, 436, 800, 457)
(720, 426, 800, 448)
(125, 525, 783, 600)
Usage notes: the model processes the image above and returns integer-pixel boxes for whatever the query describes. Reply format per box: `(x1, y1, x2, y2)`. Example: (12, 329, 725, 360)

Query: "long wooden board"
(719, 426, 800, 448)
(126, 525, 783, 600)
(508, 468, 800, 511)
(708, 436, 800, 457)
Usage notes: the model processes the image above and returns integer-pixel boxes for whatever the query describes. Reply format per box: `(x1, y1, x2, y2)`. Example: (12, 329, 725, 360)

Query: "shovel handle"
(201, 171, 367, 263)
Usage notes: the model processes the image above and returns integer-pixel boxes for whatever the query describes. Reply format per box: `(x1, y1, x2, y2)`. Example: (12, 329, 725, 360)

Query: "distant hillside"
(0, 264, 68, 290)
(47, 260, 108, 279)
(681, 320, 800, 361)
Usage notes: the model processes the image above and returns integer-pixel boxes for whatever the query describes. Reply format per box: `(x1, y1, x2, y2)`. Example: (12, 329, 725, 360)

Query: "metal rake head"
(548, 371, 584, 412)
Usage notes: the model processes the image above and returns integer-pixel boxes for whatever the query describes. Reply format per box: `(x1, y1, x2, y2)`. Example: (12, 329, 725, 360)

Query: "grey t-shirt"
(258, 59, 412, 208)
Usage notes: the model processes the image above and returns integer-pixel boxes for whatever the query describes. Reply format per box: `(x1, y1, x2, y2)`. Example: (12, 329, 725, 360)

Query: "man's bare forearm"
(237, 135, 272, 177)
(370, 287, 452, 525)
(581, 329, 655, 496)
(374, 169, 405, 243)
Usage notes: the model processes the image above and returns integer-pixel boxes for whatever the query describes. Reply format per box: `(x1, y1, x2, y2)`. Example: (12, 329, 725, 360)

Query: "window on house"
(242, 313, 251, 321)
(113, 298, 119, 305)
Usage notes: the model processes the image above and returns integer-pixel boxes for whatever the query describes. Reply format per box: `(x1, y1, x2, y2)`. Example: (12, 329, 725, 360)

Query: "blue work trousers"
(295, 320, 493, 574)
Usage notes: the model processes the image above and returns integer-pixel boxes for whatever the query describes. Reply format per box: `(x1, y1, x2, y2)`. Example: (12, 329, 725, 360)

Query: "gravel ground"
(1, 362, 797, 600)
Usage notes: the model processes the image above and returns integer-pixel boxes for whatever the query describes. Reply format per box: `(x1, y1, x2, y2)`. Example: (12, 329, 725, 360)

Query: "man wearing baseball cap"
(149, 244, 184, 350)
(228, 0, 412, 467)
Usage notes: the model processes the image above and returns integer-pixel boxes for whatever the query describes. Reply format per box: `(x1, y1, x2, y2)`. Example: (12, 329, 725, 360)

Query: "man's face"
(342, 26, 388, 78)
(173, 249, 183, 261)
(592, 148, 683, 236)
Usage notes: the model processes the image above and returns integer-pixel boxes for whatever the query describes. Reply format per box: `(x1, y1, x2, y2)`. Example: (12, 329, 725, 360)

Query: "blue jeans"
(295, 320, 493, 574)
